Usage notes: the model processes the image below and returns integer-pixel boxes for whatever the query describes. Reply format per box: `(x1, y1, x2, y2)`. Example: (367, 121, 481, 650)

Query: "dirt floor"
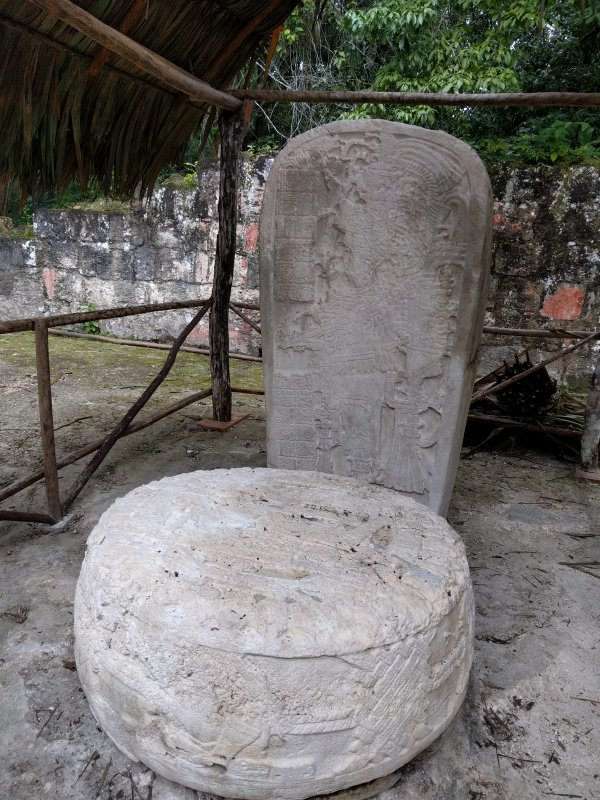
(1, 333, 599, 800)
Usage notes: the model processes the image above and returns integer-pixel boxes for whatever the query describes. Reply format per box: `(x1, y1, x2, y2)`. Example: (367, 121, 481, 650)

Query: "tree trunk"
(210, 105, 248, 421)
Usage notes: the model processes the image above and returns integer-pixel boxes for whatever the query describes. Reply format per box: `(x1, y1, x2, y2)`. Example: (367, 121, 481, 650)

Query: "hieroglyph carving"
(260, 121, 492, 516)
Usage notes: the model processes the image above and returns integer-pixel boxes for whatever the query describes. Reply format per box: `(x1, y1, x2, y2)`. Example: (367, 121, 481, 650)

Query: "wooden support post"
(34, 319, 62, 521)
(62, 301, 211, 511)
(580, 360, 600, 478)
(210, 103, 252, 422)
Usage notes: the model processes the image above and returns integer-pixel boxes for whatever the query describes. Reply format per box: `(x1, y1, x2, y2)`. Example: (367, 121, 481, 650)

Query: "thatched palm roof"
(0, 0, 298, 197)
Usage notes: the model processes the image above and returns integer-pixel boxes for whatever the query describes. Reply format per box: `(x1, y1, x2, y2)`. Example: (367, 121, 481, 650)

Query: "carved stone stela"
(260, 121, 492, 516)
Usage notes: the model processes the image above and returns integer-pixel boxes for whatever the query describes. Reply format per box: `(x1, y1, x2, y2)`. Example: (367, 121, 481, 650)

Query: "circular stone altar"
(74, 468, 474, 800)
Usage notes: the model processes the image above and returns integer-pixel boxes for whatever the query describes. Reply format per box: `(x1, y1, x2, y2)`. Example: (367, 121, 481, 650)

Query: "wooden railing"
(0, 298, 261, 525)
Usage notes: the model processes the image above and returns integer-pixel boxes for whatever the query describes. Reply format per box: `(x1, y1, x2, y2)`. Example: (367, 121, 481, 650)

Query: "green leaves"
(333, 0, 540, 126)
(249, 0, 600, 165)
(343, 0, 438, 46)
(531, 120, 600, 163)
(476, 118, 600, 165)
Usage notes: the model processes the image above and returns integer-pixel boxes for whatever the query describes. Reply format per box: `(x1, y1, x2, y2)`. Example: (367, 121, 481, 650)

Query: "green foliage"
(1, 182, 34, 227)
(246, 135, 280, 155)
(73, 199, 130, 213)
(337, 0, 596, 126)
(243, 1, 355, 148)
(82, 304, 101, 335)
(157, 161, 198, 189)
(477, 119, 600, 165)
(2, 176, 126, 224)
(49, 178, 103, 209)
(182, 162, 199, 189)
(248, 0, 600, 166)
(0, 224, 35, 239)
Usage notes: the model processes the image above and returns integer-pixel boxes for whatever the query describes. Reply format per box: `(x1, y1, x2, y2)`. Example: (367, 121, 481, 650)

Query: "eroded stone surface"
(260, 121, 492, 516)
(75, 468, 473, 800)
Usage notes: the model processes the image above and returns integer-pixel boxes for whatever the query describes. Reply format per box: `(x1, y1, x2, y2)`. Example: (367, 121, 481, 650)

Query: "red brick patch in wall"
(42, 267, 58, 300)
(244, 222, 259, 252)
(186, 321, 209, 345)
(541, 284, 585, 320)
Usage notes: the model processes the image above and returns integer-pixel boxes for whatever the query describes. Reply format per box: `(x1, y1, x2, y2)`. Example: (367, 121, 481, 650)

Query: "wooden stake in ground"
(580, 360, 600, 478)
(210, 102, 252, 422)
(34, 319, 62, 521)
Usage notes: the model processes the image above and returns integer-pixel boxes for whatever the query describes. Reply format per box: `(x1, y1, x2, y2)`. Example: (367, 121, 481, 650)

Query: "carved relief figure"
(261, 121, 491, 515)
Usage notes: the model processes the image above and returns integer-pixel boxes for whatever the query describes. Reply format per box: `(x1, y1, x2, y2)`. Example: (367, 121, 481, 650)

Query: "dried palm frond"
(0, 0, 299, 197)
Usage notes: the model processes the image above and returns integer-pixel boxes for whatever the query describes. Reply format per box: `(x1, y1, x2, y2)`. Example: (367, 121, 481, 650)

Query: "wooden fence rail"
(0, 296, 260, 526)
(3, 297, 599, 526)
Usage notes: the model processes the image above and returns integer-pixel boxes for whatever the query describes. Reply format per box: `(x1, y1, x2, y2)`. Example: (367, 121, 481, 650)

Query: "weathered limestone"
(260, 120, 492, 516)
(75, 468, 474, 800)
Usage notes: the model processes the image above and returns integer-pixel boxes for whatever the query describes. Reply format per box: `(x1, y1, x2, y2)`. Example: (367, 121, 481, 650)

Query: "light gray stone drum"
(75, 468, 474, 800)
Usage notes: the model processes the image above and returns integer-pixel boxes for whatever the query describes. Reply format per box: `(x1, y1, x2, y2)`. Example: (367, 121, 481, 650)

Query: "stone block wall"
(1, 157, 599, 382)
(0, 155, 271, 354)
(0, 238, 38, 318)
(482, 165, 600, 385)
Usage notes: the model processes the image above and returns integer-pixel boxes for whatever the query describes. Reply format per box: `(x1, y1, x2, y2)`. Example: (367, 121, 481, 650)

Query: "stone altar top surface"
(81, 468, 468, 659)
(75, 468, 473, 799)
(260, 120, 492, 517)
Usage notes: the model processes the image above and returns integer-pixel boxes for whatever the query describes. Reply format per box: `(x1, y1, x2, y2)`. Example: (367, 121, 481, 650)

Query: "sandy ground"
(1, 333, 599, 800)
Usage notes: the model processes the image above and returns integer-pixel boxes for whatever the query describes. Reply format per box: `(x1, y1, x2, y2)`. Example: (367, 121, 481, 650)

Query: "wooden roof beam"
(27, 0, 241, 111)
(232, 89, 600, 107)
